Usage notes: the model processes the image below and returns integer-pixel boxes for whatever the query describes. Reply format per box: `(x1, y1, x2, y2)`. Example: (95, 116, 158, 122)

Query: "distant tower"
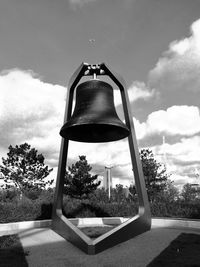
(105, 166, 113, 199)
(162, 136, 167, 167)
(103, 171, 108, 189)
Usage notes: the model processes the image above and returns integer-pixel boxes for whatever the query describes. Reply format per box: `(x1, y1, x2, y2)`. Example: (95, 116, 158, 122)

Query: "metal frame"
(52, 62, 151, 255)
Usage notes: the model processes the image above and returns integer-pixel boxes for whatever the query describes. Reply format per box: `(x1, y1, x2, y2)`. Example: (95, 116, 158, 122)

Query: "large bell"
(60, 79, 130, 142)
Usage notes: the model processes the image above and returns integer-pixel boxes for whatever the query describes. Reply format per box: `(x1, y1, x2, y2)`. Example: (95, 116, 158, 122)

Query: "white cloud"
(110, 18, 200, 187)
(114, 80, 156, 106)
(132, 104, 200, 188)
(152, 135, 200, 188)
(128, 81, 156, 102)
(65, 137, 135, 186)
(160, 136, 200, 162)
(149, 18, 200, 92)
(134, 105, 200, 139)
(170, 19, 200, 56)
(68, 139, 132, 172)
(137, 18, 200, 188)
(0, 69, 66, 162)
(133, 117, 146, 140)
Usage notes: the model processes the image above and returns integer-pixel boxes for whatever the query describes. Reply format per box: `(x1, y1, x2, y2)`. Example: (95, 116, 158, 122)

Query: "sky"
(1, 0, 200, 189)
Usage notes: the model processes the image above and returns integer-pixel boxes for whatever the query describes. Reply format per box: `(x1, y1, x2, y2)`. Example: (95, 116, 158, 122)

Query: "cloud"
(160, 136, 200, 163)
(151, 135, 200, 187)
(134, 105, 200, 139)
(114, 81, 156, 106)
(134, 18, 200, 188)
(128, 81, 157, 102)
(68, 139, 132, 172)
(0, 69, 66, 161)
(66, 138, 135, 187)
(149, 18, 200, 94)
(108, 18, 200, 187)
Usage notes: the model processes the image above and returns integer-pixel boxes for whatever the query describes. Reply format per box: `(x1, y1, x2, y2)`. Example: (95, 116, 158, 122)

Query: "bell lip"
(59, 122, 130, 143)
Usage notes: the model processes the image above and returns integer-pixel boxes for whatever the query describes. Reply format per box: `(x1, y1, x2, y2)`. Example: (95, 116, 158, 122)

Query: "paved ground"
(1, 227, 200, 267)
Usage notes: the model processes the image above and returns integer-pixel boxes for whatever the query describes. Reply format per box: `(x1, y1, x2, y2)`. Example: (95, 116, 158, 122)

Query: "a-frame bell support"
(52, 62, 151, 255)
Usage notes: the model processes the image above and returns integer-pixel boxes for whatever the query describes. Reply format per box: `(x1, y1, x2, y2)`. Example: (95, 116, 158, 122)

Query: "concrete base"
(0, 217, 200, 233)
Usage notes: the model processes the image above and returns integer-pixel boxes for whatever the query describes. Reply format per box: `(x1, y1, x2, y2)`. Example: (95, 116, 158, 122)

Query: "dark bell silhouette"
(60, 79, 130, 142)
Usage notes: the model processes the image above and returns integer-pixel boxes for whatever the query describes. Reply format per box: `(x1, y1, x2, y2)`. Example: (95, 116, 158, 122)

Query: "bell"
(60, 79, 130, 142)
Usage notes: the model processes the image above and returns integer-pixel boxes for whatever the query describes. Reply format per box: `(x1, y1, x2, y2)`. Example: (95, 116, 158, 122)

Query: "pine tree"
(64, 155, 101, 199)
(140, 148, 169, 202)
(0, 143, 53, 195)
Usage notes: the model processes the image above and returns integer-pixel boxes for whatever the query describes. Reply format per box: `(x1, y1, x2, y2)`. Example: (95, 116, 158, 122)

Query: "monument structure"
(52, 62, 151, 254)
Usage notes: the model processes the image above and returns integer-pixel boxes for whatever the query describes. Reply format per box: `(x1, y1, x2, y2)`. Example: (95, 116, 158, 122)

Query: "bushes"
(0, 201, 40, 223)
(0, 188, 19, 202)
(0, 189, 54, 223)
(62, 196, 138, 218)
(23, 189, 42, 200)
(62, 198, 110, 218)
(1, 188, 200, 223)
(0, 191, 138, 223)
(151, 200, 200, 219)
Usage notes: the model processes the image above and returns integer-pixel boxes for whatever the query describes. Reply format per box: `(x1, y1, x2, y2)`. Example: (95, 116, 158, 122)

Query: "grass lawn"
(0, 234, 29, 267)
(79, 225, 116, 239)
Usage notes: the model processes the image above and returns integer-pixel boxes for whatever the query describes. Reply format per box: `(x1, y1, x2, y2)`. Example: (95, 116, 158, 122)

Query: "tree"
(181, 183, 200, 202)
(155, 180, 180, 202)
(140, 148, 169, 202)
(112, 184, 125, 203)
(163, 180, 179, 201)
(64, 155, 101, 199)
(0, 143, 53, 195)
